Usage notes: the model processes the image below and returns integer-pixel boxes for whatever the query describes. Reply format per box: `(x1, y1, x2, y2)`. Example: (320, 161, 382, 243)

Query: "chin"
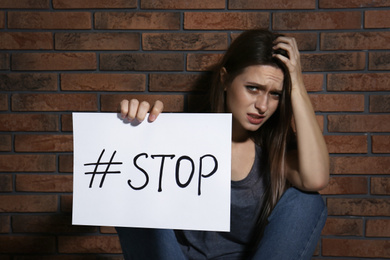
(244, 123, 263, 132)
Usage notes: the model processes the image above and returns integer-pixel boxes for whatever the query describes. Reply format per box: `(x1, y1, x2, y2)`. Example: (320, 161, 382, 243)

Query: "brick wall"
(0, 0, 389, 259)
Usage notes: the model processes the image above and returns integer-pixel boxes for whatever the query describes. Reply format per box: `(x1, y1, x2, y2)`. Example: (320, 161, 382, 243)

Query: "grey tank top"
(175, 145, 265, 259)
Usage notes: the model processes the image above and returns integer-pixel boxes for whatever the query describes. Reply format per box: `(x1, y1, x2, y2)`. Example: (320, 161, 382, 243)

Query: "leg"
(252, 187, 327, 260)
(115, 227, 187, 260)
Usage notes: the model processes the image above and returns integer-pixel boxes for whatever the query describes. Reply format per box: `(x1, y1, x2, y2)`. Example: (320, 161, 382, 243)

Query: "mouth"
(247, 113, 265, 125)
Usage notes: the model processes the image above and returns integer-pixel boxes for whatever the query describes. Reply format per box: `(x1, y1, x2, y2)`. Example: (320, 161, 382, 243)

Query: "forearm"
(289, 87, 329, 190)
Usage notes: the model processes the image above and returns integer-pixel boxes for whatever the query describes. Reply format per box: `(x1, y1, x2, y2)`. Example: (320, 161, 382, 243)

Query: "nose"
(255, 94, 268, 113)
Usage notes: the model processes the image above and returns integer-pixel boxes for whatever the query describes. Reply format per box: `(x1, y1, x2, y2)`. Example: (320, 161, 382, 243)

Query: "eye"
(245, 85, 259, 92)
(270, 92, 281, 99)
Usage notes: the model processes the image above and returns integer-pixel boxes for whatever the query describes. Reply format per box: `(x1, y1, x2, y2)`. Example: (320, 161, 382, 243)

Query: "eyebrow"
(245, 81, 283, 92)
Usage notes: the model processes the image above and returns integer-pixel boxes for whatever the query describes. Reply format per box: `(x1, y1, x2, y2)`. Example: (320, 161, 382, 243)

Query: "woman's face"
(224, 65, 284, 136)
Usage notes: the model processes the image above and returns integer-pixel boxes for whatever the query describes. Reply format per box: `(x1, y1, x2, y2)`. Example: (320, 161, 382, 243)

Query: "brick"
(324, 135, 367, 154)
(0, 93, 7, 111)
(290, 33, 318, 51)
(229, 0, 315, 9)
(372, 135, 390, 153)
(301, 52, 365, 72)
(100, 53, 183, 71)
(365, 10, 390, 28)
(369, 52, 390, 70)
(143, 33, 228, 51)
(0, 32, 52, 50)
(0, 114, 58, 132)
(319, 0, 390, 8)
(55, 32, 139, 50)
(12, 215, 97, 233)
(370, 95, 390, 113)
(0, 195, 57, 212)
(371, 177, 390, 195)
(187, 94, 208, 113)
(0, 174, 12, 192)
(321, 32, 390, 50)
(100, 226, 117, 234)
(142, 0, 225, 9)
(232, 32, 317, 51)
(0, 155, 56, 172)
(61, 195, 72, 212)
(302, 74, 324, 92)
(15, 134, 73, 152)
(8, 12, 91, 29)
(12, 93, 98, 112)
(12, 53, 96, 71)
(322, 238, 390, 258)
(0, 73, 57, 91)
(310, 94, 364, 112)
(0, 215, 10, 233)
(100, 94, 185, 112)
(0, 134, 11, 152)
(0, 12, 4, 29)
(328, 115, 390, 132)
(61, 114, 73, 132)
(149, 73, 206, 92)
(184, 12, 269, 30)
(61, 73, 145, 92)
(327, 73, 390, 91)
(330, 156, 390, 174)
(0, 95, 6, 111)
(95, 12, 180, 30)
(0, 0, 49, 8)
(53, 0, 136, 9)
(0, 53, 9, 70)
(16, 174, 72, 192)
(187, 53, 223, 71)
(0, 236, 56, 253)
(59, 154, 73, 173)
(366, 219, 390, 237)
(58, 235, 121, 253)
(10, 256, 114, 260)
(320, 176, 368, 195)
(273, 12, 361, 30)
(327, 198, 390, 216)
(322, 217, 363, 236)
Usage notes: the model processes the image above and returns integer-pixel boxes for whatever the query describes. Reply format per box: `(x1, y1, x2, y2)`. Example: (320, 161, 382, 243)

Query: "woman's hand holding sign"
(119, 99, 164, 123)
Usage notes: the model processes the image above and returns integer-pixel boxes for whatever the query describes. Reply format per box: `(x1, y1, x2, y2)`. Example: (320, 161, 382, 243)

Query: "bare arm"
(273, 36, 329, 191)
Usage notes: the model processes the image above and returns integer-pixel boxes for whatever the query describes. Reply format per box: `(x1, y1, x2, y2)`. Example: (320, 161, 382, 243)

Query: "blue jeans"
(116, 187, 327, 260)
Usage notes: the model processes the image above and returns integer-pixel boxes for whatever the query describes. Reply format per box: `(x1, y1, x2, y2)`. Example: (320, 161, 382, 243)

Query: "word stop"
(128, 153, 219, 196)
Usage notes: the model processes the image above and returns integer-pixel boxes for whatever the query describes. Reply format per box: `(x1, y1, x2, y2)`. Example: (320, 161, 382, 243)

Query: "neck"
(231, 123, 251, 143)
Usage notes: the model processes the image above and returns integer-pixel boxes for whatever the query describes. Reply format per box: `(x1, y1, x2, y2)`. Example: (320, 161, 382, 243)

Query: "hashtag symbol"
(84, 149, 123, 188)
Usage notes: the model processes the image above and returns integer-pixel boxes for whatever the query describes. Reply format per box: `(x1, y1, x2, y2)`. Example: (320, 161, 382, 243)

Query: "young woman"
(116, 29, 329, 260)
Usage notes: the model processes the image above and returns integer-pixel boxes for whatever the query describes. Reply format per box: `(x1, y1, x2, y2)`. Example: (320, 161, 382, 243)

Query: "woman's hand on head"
(119, 99, 164, 123)
(272, 36, 304, 89)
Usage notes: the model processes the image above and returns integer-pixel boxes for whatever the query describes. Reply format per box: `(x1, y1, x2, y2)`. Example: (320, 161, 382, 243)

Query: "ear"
(220, 67, 228, 90)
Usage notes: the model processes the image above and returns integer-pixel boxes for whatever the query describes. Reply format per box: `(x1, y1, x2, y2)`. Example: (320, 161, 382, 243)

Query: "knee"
(290, 187, 326, 212)
(270, 187, 327, 223)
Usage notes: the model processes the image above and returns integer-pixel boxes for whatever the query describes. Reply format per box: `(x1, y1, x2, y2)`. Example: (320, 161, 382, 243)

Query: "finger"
(274, 36, 296, 47)
(136, 101, 151, 122)
(148, 100, 164, 122)
(273, 42, 294, 56)
(274, 37, 299, 58)
(128, 99, 140, 121)
(119, 99, 129, 119)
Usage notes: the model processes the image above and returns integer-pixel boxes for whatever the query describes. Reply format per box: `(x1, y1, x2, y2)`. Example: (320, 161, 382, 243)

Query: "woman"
(116, 29, 329, 259)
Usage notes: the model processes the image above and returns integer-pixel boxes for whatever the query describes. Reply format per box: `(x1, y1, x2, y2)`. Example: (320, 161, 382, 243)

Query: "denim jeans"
(116, 187, 327, 260)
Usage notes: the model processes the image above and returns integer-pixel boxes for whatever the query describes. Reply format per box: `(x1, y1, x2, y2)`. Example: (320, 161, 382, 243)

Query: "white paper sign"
(72, 113, 232, 231)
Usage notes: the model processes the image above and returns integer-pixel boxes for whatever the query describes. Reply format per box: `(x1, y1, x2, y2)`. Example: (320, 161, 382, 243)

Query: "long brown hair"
(208, 29, 296, 248)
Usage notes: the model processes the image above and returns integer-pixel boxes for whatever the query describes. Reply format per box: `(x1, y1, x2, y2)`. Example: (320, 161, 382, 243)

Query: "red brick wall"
(0, 0, 389, 258)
